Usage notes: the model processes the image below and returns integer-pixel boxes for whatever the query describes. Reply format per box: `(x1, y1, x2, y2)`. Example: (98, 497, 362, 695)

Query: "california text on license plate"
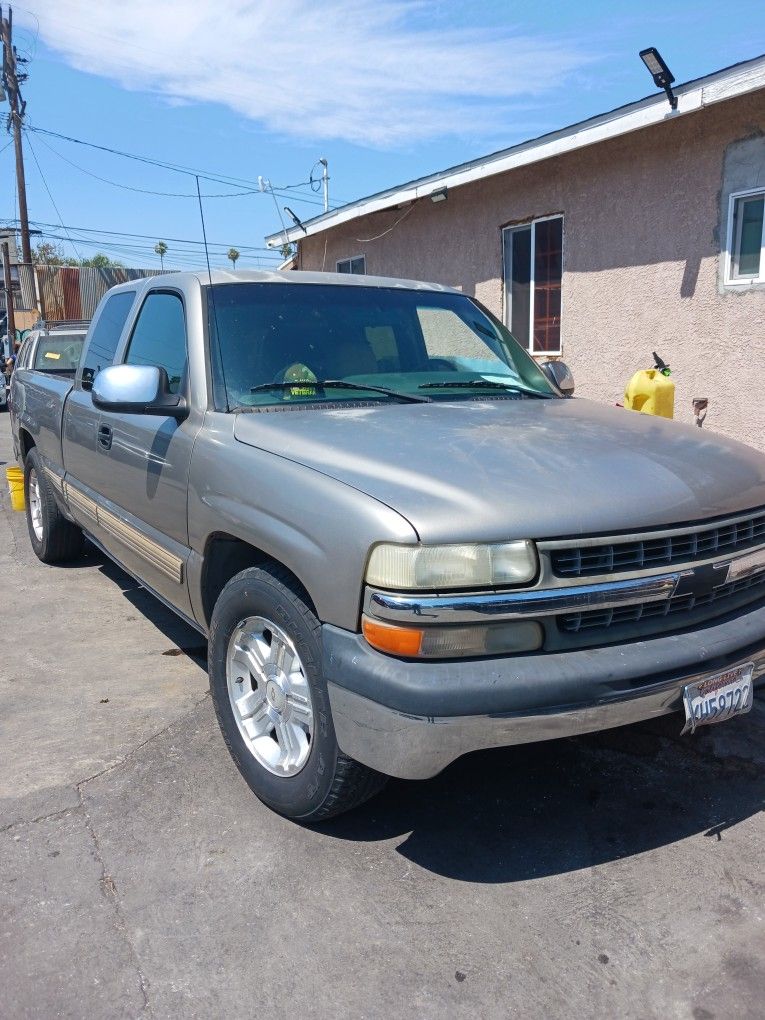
(681, 662, 754, 734)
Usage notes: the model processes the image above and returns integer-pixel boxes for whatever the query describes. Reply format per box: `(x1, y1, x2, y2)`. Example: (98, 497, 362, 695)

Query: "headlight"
(366, 540, 537, 590)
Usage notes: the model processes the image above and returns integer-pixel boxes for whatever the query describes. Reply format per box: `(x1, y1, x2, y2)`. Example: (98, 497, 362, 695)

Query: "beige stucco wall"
(298, 93, 765, 450)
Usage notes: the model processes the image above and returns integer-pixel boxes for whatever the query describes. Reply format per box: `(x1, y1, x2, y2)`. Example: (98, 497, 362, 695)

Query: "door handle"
(97, 423, 113, 450)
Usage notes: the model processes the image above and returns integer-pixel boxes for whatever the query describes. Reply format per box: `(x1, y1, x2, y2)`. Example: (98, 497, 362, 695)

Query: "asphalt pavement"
(1, 412, 763, 1019)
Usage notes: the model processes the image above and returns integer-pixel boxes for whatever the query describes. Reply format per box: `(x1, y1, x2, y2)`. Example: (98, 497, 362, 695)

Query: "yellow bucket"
(5, 465, 25, 512)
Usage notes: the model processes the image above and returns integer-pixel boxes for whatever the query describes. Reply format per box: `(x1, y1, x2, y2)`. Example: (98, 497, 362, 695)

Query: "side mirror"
(91, 364, 187, 419)
(541, 360, 575, 396)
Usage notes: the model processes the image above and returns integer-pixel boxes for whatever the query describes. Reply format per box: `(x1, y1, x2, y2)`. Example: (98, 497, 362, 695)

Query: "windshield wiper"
(418, 380, 550, 398)
(250, 380, 430, 403)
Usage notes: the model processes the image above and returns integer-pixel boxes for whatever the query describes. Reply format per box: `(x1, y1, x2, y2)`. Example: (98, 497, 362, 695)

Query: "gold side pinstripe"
(63, 480, 184, 584)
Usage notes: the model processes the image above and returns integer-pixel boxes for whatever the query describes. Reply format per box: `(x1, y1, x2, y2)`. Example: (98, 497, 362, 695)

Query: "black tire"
(24, 448, 85, 564)
(209, 564, 387, 821)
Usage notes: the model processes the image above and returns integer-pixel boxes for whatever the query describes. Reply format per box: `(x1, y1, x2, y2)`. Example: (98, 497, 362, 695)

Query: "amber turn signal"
(362, 617, 424, 657)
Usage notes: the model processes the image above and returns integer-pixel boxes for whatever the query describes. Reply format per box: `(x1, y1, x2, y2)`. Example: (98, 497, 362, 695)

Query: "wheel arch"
(18, 427, 35, 462)
(200, 532, 317, 631)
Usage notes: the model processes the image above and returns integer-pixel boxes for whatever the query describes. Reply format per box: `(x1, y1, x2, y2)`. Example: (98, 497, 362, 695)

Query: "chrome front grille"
(559, 570, 765, 634)
(551, 509, 765, 579)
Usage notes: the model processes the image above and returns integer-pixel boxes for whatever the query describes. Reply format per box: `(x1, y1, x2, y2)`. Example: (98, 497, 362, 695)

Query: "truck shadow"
(82, 545, 209, 666)
(314, 711, 764, 883)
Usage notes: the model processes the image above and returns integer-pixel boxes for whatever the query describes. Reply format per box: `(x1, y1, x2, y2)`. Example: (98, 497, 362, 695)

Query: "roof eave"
(265, 53, 765, 248)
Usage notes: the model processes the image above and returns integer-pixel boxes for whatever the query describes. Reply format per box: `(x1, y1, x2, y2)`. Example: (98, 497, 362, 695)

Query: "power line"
(25, 132, 82, 261)
(29, 230, 281, 266)
(29, 129, 327, 206)
(2, 218, 280, 252)
(31, 132, 264, 199)
(26, 123, 324, 198)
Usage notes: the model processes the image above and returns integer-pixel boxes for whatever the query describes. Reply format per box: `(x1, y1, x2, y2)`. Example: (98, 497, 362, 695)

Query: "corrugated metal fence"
(1, 264, 168, 326)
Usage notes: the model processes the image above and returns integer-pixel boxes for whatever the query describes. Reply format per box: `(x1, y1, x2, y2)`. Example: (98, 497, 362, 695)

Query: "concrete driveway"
(1, 413, 763, 1019)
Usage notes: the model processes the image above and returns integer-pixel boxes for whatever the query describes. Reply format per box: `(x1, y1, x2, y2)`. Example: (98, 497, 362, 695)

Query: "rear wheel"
(24, 448, 85, 563)
(209, 564, 386, 821)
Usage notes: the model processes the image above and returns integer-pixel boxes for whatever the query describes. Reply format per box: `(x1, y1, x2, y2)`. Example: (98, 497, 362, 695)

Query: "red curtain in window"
(533, 218, 562, 352)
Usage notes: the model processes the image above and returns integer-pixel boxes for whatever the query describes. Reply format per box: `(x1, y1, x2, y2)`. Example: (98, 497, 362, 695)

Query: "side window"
(124, 292, 187, 394)
(502, 215, 563, 354)
(81, 291, 136, 389)
(364, 325, 400, 371)
(727, 190, 764, 284)
(417, 307, 492, 362)
(337, 256, 366, 275)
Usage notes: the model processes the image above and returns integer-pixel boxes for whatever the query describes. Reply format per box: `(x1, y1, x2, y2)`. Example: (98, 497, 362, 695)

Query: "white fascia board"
(265, 55, 765, 248)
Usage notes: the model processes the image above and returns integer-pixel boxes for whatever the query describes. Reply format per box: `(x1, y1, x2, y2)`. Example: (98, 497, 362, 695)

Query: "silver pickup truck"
(11, 270, 765, 821)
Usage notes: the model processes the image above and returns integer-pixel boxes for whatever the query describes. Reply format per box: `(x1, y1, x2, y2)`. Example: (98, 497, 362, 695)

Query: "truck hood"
(233, 399, 765, 542)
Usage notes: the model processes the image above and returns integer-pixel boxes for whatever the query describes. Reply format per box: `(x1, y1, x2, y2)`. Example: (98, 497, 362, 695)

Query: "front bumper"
(322, 603, 765, 779)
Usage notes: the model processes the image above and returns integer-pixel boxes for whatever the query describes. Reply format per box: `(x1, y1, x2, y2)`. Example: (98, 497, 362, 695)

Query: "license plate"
(681, 662, 754, 734)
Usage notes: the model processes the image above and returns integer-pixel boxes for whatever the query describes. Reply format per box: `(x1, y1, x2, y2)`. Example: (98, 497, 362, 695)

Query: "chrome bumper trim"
(328, 650, 765, 780)
(366, 573, 679, 625)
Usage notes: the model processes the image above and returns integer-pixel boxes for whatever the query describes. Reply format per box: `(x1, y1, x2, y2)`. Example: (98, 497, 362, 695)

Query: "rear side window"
(81, 291, 136, 389)
(124, 291, 187, 394)
(33, 333, 85, 371)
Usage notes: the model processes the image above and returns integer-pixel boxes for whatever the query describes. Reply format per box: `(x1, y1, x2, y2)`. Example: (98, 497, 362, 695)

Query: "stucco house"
(266, 54, 765, 450)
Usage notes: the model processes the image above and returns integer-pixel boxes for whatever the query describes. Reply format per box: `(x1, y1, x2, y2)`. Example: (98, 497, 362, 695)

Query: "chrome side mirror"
(91, 364, 187, 419)
(541, 360, 575, 396)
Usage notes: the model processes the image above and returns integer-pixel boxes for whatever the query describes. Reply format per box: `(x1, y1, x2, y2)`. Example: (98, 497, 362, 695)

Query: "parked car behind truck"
(10, 270, 765, 820)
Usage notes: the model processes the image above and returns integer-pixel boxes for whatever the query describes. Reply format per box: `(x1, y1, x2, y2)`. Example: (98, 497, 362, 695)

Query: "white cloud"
(20, 1, 591, 146)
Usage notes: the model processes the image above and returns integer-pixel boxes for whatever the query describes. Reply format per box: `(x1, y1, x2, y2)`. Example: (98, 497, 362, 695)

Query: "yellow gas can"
(624, 368, 675, 419)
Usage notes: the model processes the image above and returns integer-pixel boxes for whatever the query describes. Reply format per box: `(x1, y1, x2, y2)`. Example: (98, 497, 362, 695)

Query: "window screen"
(81, 291, 135, 389)
(124, 291, 187, 394)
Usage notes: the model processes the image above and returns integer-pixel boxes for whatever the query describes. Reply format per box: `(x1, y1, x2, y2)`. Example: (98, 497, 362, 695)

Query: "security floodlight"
(429, 187, 448, 203)
(639, 47, 678, 110)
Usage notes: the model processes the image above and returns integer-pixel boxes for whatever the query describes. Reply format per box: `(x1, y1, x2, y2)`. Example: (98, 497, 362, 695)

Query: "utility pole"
(319, 158, 329, 212)
(2, 240, 16, 343)
(1, 5, 32, 264)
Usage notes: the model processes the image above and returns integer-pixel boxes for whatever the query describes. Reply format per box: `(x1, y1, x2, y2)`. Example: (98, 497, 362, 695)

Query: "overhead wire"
(3, 218, 279, 252)
(25, 133, 83, 261)
(31, 133, 266, 199)
(26, 124, 326, 200)
(355, 203, 416, 243)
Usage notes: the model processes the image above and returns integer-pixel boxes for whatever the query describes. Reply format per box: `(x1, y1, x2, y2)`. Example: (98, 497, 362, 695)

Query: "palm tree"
(154, 241, 168, 270)
(228, 247, 240, 269)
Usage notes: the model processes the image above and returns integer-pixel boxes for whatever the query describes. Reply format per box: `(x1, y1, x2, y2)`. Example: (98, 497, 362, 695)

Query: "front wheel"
(208, 564, 386, 821)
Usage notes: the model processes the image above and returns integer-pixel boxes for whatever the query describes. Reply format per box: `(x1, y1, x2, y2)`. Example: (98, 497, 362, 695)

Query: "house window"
(502, 215, 563, 354)
(337, 256, 366, 275)
(726, 190, 765, 285)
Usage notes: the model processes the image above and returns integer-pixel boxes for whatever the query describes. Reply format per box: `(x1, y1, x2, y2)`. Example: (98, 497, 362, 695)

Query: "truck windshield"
(207, 283, 556, 410)
(33, 333, 85, 372)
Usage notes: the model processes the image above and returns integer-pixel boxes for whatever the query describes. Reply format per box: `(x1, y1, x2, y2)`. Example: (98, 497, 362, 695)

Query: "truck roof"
(103, 268, 461, 297)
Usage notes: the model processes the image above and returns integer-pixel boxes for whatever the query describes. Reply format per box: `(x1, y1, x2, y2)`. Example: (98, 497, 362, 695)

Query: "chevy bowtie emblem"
(674, 546, 765, 598)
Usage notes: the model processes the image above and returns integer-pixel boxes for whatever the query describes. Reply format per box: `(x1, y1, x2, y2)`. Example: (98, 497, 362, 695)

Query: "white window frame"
(501, 213, 564, 356)
(724, 187, 765, 287)
(336, 255, 366, 275)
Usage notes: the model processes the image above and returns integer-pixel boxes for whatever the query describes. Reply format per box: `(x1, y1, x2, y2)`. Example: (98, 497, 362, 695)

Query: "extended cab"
(11, 271, 765, 820)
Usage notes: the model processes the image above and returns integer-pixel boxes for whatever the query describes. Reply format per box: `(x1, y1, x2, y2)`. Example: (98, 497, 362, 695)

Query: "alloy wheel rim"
(28, 468, 43, 541)
(226, 616, 314, 776)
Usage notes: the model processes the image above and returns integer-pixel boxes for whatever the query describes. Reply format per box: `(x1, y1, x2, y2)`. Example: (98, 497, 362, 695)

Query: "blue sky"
(2, 1, 763, 269)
